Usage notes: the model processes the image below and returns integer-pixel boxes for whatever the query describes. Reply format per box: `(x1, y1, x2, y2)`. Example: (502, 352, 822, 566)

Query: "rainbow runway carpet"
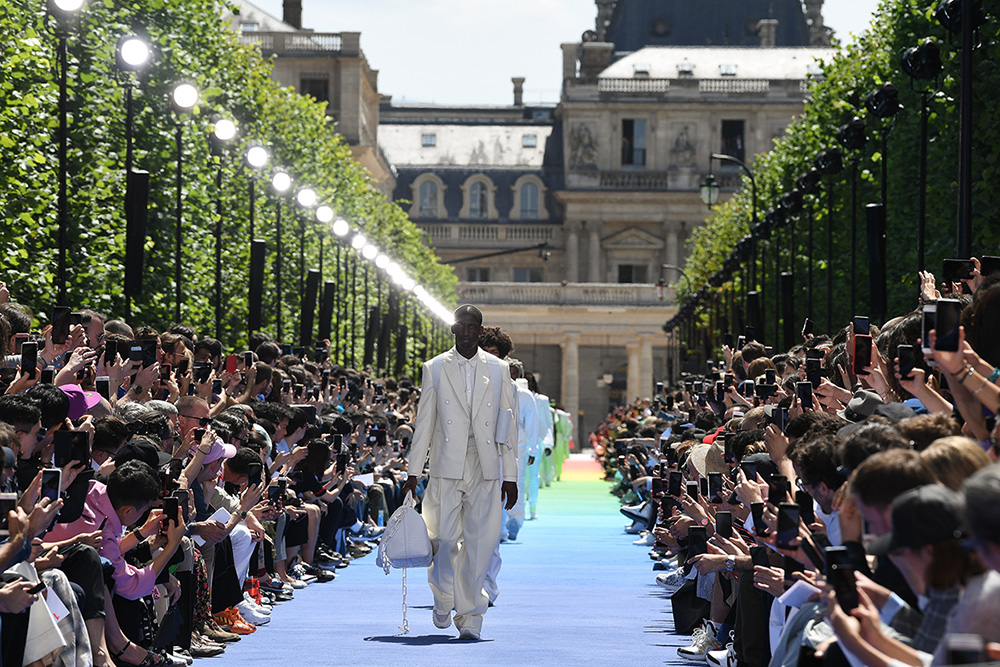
(207, 453, 688, 666)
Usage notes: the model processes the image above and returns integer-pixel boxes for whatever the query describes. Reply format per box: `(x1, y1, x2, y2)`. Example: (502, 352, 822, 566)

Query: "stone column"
(639, 335, 654, 398)
(664, 223, 679, 270)
(626, 342, 641, 402)
(588, 221, 602, 283)
(565, 220, 581, 282)
(560, 332, 580, 445)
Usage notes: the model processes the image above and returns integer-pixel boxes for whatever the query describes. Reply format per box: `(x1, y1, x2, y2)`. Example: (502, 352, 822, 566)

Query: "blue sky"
(248, 0, 884, 105)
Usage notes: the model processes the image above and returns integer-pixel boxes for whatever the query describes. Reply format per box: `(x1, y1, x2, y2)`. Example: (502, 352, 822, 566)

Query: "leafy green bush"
(0, 0, 455, 361)
(677, 0, 1000, 349)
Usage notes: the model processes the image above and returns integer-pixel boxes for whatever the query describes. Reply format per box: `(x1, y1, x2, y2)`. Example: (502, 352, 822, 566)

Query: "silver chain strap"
(398, 568, 410, 634)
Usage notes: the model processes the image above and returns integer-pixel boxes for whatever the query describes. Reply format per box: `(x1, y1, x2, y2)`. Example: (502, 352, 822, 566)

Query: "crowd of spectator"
(594, 257, 1000, 666)
(0, 282, 432, 666)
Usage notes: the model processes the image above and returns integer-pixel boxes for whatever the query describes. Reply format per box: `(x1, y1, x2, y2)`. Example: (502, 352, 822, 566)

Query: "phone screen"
(716, 511, 733, 539)
(688, 526, 708, 557)
(103, 339, 118, 365)
(41, 469, 61, 503)
(161, 497, 179, 534)
(980, 256, 1000, 278)
(852, 316, 870, 335)
(740, 461, 757, 482)
(921, 304, 936, 354)
(53, 431, 89, 468)
(173, 490, 190, 523)
(247, 462, 263, 487)
(942, 258, 975, 285)
(796, 490, 815, 525)
(796, 382, 814, 410)
(668, 471, 683, 497)
(140, 340, 158, 368)
(768, 475, 789, 505)
(699, 476, 708, 497)
(830, 563, 858, 612)
(750, 545, 770, 568)
(336, 453, 349, 474)
(225, 355, 238, 374)
(686, 481, 699, 500)
(776, 503, 800, 549)
(853, 334, 873, 375)
(934, 299, 962, 352)
(897, 344, 916, 380)
(708, 472, 723, 504)
(0, 493, 17, 536)
(751, 502, 766, 536)
(96, 376, 111, 401)
(52, 306, 70, 344)
(805, 358, 822, 388)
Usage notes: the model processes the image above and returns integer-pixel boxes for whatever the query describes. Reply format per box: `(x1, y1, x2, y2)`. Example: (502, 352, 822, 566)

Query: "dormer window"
(720, 64, 737, 77)
(522, 134, 537, 148)
(633, 63, 651, 78)
(677, 62, 695, 77)
(421, 133, 436, 147)
(239, 21, 259, 32)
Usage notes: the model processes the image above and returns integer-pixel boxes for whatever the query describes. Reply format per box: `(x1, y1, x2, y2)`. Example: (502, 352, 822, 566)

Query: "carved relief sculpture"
(569, 123, 598, 170)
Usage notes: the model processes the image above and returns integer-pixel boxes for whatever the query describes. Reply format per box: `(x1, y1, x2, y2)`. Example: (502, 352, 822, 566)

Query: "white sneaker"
(632, 532, 655, 546)
(706, 632, 737, 667)
(289, 564, 317, 583)
(655, 570, 686, 593)
(624, 520, 645, 535)
(243, 592, 271, 615)
(677, 620, 721, 661)
(236, 600, 271, 626)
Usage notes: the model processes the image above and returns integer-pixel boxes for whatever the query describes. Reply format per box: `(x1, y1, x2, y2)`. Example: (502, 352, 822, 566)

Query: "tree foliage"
(678, 0, 1000, 348)
(0, 0, 455, 358)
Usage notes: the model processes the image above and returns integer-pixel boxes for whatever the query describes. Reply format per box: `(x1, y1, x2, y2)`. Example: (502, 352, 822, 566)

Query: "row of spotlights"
(102, 30, 453, 324)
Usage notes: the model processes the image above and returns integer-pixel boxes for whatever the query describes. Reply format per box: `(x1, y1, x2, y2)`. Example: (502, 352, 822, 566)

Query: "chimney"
(512, 77, 525, 107)
(757, 19, 778, 48)
(283, 0, 302, 29)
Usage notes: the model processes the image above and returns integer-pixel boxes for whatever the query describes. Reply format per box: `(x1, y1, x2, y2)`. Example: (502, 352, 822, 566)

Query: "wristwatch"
(698, 517, 710, 527)
(724, 557, 735, 572)
(132, 384, 144, 395)
(239, 510, 248, 520)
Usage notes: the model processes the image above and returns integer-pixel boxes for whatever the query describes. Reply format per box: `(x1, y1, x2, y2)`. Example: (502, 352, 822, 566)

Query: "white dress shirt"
(456, 349, 477, 410)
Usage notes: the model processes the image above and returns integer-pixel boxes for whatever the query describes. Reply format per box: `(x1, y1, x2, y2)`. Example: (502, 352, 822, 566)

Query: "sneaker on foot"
(432, 609, 452, 629)
(458, 627, 480, 640)
(236, 600, 271, 626)
(655, 570, 687, 593)
(706, 631, 737, 667)
(677, 620, 721, 661)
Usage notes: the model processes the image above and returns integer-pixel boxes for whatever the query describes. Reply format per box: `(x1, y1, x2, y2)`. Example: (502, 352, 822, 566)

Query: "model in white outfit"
(404, 307, 517, 639)
(526, 388, 554, 519)
(508, 374, 538, 538)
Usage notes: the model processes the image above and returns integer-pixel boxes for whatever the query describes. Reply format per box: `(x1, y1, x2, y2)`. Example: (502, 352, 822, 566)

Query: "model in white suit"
(507, 373, 537, 539)
(403, 306, 518, 640)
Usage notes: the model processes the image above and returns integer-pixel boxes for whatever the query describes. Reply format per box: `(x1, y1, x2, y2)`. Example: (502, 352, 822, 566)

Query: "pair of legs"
(524, 451, 541, 518)
(424, 445, 501, 635)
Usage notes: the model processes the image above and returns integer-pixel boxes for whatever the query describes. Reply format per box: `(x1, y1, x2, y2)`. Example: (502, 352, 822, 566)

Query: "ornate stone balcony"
(456, 281, 673, 307)
(237, 31, 343, 53)
(419, 222, 562, 248)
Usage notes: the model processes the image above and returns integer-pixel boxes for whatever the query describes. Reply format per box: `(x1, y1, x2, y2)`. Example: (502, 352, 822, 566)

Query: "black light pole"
(271, 171, 292, 341)
(208, 118, 236, 338)
(170, 82, 199, 323)
(902, 40, 943, 271)
(935, 0, 981, 257)
(244, 145, 269, 241)
(836, 118, 866, 319)
(114, 34, 151, 322)
(48, 0, 84, 304)
(814, 147, 844, 332)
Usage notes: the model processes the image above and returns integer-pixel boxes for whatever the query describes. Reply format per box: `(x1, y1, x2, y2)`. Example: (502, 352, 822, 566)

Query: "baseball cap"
(60, 385, 102, 420)
(872, 484, 966, 555)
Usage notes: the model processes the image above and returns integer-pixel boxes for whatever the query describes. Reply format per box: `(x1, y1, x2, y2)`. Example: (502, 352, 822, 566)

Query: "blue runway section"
(208, 463, 688, 666)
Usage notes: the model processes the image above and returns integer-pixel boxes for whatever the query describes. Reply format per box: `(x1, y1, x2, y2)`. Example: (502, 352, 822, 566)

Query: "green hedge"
(0, 0, 455, 355)
(678, 0, 1000, 348)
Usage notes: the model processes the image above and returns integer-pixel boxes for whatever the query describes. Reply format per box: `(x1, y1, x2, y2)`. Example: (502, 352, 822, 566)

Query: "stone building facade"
(230, 0, 834, 444)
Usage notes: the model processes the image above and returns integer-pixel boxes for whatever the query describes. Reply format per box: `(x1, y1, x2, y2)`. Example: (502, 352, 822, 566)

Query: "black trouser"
(210, 538, 243, 614)
(734, 570, 771, 667)
(318, 496, 357, 548)
(58, 543, 105, 619)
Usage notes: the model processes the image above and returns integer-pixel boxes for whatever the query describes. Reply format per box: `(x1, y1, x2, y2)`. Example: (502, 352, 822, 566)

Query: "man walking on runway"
(403, 304, 518, 640)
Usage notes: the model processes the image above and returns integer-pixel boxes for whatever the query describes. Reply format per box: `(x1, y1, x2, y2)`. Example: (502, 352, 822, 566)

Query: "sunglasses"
(179, 414, 211, 426)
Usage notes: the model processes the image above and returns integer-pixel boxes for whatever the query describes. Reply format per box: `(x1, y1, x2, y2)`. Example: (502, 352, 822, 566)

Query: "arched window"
(470, 182, 488, 219)
(418, 181, 438, 218)
(520, 183, 539, 220)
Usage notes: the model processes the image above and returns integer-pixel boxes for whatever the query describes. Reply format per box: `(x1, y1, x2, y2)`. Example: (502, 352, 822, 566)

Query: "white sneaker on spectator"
(620, 501, 653, 522)
(632, 532, 655, 546)
(236, 601, 271, 626)
(706, 632, 737, 667)
(290, 564, 317, 583)
(624, 520, 645, 534)
(677, 620, 721, 662)
(655, 570, 686, 593)
(243, 592, 272, 615)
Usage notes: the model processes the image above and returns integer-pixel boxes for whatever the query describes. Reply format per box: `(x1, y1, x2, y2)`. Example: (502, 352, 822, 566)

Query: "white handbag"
(376, 492, 432, 634)
(376, 493, 432, 572)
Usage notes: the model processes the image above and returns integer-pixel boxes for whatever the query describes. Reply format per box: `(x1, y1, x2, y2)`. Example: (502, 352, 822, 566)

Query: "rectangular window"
(513, 267, 544, 283)
(239, 22, 259, 31)
(721, 120, 746, 163)
(617, 264, 649, 284)
(300, 77, 329, 103)
(465, 267, 491, 282)
(522, 134, 537, 148)
(421, 133, 436, 147)
(621, 119, 647, 168)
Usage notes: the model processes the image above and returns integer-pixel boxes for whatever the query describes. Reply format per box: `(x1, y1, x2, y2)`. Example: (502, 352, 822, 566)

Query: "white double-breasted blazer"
(408, 347, 518, 483)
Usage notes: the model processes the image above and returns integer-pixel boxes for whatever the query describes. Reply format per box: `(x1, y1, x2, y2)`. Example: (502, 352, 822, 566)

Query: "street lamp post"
(209, 117, 236, 338)
(271, 170, 292, 340)
(170, 82, 198, 323)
